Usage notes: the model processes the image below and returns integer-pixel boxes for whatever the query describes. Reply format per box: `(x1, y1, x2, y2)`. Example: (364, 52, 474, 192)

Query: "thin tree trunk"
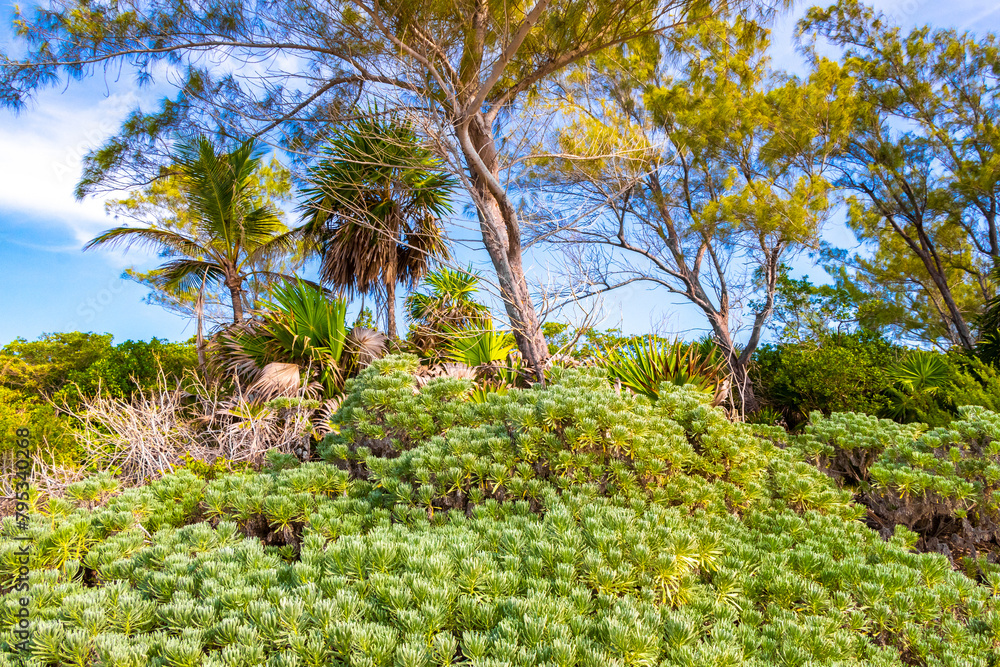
(706, 312, 761, 416)
(196, 270, 207, 373)
(385, 276, 397, 340)
(229, 282, 244, 323)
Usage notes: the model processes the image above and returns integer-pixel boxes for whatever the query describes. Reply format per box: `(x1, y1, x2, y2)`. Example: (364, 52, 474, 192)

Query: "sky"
(1, 0, 999, 347)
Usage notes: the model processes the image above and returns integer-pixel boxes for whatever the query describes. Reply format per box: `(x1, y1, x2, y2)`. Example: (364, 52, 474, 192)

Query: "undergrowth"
(0, 356, 997, 666)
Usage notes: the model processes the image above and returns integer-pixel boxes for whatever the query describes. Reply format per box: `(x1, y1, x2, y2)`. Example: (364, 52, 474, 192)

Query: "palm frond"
(83, 226, 209, 258)
(598, 336, 729, 401)
(152, 259, 227, 291)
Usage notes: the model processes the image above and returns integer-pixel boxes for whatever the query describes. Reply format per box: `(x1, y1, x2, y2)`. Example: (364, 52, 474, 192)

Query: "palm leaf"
(83, 227, 210, 259)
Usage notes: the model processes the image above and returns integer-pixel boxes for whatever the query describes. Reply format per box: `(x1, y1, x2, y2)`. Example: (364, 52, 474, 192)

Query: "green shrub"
(0, 357, 997, 666)
(0, 333, 197, 406)
(0, 387, 79, 462)
(751, 331, 900, 428)
(796, 408, 1000, 558)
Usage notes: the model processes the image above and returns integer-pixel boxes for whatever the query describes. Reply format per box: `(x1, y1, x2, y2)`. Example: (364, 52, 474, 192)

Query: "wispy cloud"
(0, 90, 141, 245)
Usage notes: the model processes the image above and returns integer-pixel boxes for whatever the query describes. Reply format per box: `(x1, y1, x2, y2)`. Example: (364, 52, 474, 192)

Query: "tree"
(799, 0, 1000, 350)
(85, 137, 299, 338)
(298, 116, 454, 339)
(105, 156, 301, 332)
(0, 0, 785, 375)
(526, 18, 853, 410)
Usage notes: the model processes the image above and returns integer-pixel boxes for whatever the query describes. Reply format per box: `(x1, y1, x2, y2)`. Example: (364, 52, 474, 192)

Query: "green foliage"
(745, 407, 783, 427)
(177, 455, 252, 481)
(298, 113, 455, 335)
(799, 0, 1000, 350)
(1, 357, 998, 666)
(598, 337, 728, 402)
(883, 352, 952, 424)
(0, 333, 196, 460)
(0, 387, 77, 460)
(444, 321, 516, 368)
(0, 332, 197, 405)
(107, 155, 301, 324)
(216, 280, 349, 397)
(405, 267, 491, 360)
(752, 331, 900, 428)
(0, 332, 115, 397)
(85, 136, 298, 324)
(796, 407, 1000, 558)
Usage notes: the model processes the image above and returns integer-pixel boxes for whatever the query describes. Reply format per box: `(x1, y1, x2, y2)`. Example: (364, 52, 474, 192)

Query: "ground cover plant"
(2, 357, 998, 667)
(792, 408, 1000, 564)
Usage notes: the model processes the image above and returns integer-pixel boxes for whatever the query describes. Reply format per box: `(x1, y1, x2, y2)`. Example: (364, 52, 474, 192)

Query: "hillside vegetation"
(2, 358, 997, 667)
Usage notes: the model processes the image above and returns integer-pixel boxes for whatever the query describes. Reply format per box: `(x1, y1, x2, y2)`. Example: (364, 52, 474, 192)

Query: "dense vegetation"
(0, 334, 197, 463)
(2, 0, 1000, 663)
(2, 358, 998, 667)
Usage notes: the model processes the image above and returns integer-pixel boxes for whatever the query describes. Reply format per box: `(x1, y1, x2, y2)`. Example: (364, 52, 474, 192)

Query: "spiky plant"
(215, 279, 348, 397)
(445, 321, 516, 368)
(599, 336, 729, 403)
(406, 267, 491, 358)
(884, 351, 951, 422)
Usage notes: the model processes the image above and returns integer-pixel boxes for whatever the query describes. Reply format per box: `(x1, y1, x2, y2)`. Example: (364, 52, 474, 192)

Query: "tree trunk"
(458, 117, 549, 375)
(228, 281, 244, 323)
(385, 277, 397, 340)
(196, 271, 207, 373)
(706, 312, 761, 416)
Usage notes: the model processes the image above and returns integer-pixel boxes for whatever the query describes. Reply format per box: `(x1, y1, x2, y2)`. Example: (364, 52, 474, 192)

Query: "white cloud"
(0, 91, 140, 246)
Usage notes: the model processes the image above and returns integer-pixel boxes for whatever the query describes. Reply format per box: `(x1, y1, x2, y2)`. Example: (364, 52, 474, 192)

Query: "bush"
(751, 331, 900, 428)
(0, 333, 197, 407)
(0, 357, 997, 666)
(0, 387, 78, 462)
(796, 408, 1000, 560)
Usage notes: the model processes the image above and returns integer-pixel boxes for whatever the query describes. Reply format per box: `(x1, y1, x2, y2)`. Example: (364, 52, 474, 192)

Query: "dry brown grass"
(0, 371, 328, 501)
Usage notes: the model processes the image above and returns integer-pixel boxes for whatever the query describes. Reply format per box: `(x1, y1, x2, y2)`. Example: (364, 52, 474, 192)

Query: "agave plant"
(215, 279, 385, 398)
(598, 336, 729, 403)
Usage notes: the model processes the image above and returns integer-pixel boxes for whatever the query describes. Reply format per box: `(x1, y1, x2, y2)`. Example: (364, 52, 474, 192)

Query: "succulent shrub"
(0, 356, 997, 666)
(797, 408, 1000, 558)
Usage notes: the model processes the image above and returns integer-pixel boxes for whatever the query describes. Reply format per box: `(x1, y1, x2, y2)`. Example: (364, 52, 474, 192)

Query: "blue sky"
(1, 0, 999, 347)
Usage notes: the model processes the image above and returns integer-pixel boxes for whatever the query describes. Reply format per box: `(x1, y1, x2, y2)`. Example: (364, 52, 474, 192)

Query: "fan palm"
(599, 337, 730, 404)
(217, 279, 388, 398)
(406, 267, 491, 357)
(85, 136, 297, 324)
(298, 115, 455, 338)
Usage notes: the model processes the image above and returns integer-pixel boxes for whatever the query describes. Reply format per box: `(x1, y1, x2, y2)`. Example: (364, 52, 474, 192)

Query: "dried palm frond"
(345, 327, 388, 370)
(312, 397, 343, 438)
(247, 362, 306, 401)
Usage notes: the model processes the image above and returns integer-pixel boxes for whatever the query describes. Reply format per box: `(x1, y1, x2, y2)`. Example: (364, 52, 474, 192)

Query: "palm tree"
(405, 267, 491, 358)
(85, 137, 297, 327)
(298, 114, 455, 338)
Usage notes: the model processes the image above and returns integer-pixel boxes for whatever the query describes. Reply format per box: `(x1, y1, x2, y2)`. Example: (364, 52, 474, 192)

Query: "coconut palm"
(85, 136, 297, 325)
(298, 115, 455, 339)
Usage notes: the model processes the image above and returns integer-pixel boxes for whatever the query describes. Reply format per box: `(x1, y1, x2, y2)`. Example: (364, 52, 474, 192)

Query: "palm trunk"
(385, 279, 397, 340)
(196, 270, 207, 373)
(229, 282, 244, 323)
